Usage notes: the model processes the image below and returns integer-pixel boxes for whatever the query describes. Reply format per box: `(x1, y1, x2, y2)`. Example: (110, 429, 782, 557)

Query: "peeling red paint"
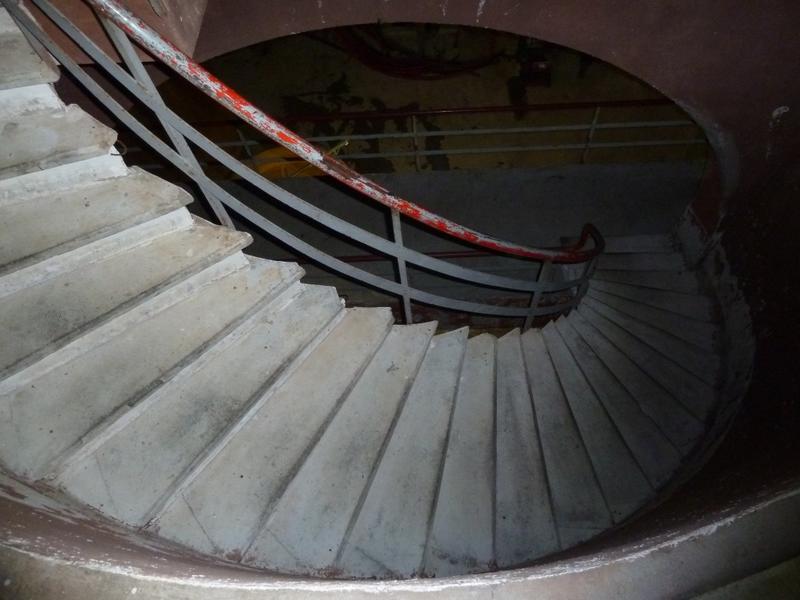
(87, 0, 603, 264)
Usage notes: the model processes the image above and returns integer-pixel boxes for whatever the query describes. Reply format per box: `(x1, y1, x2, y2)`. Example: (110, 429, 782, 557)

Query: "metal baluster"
(580, 106, 601, 164)
(390, 209, 413, 324)
(411, 114, 422, 172)
(524, 259, 552, 330)
(98, 17, 234, 228)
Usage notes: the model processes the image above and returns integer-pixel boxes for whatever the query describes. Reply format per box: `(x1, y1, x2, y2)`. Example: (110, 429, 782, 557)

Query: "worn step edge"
(0, 208, 194, 297)
(582, 295, 719, 386)
(0, 251, 252, 397)
(143, 294, 352, 530)
(238, 308, 396, 561)
(578, 302, 714, 423)
(0, 83, 62, 119)
(0, 154, 127, 204)
(48, 270, 307, 486)
(0, 174, 193, 277)
(0, 218, 251, 380)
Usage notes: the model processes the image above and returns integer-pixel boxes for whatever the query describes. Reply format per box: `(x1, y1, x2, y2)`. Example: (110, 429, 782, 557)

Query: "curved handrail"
(85, 0, 604, 265)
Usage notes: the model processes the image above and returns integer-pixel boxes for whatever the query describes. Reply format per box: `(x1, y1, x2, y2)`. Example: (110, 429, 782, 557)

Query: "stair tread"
(568, 308, 703, 452)
(557, 316, 681, 488)
(586, 288, 717, 349)
(579, 302, 716, 421)
(564, 233, 675, 254)
(0, 105, 117, 179)
(0, 14, 59, 90)
(520, 328, 611, 548)
(598, 252, 686, 272)
(495, 328, 559, 567)
(542, 322, 651, 521)
(594, 269, 701, 294)
(58, 282, 343, 526)
(591, 279, 714, 320)
(149, 307, 393, 560)
(0, 256, 302, 479)
(425, 333, 496, 577)
(0, 84, 62, 119)
(0, 167, 192, 274)
(244, 322, 436, 573)
(583, 295, 719, 385)
(0, 214, 250, 375)
(336, 328, 468, 578)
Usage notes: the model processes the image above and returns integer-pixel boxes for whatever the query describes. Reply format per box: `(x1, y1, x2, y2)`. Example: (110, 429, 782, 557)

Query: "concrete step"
(0, 104, 117, 180)
(148, 307, 393, 562)
(0, 84, 62, 119)
(424, 333, 496, 577)
(495, 328, 559, 567)
(568, 308, 703, 453)
(543, 321, 651, 522)
(520, 328, 612, 548)
(0, 8, 59, 90)
(564, 233, 675, 254)
(0, 255, 302, 479)
(556, 316, 681, 489)
(58, 281, 342, 526)
(0, 168, 192, 275)
(586, 288, 717, 350)
(593, 268, 701, 294)
(583, 295, 720, 385)
(0, 154, 127, 203)
(590, 279, 715, 320)
(336, 328, 468, 578)
(579, 302, 716, 422)
(0, 214, 250, 376)
(244, 322, 436, 574)
(597, 252, 687, 272)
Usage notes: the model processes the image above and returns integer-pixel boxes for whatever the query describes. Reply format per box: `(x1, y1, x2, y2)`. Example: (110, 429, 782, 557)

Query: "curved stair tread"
(148, 307, 392, 560)
(336, 328, 468, 579)
(555, 316, 681, 488)
(0, 104, 117, 179)
(0, 213, 250, 376)
(590, 279, 715, 321)
(424, 333, 496, 577)
(0, 256, 302, 479)
(593, 268, 702, 294)
(520, 328, 612, 548)
(542, 321, 652, 522)
(0, 167, 192, 274)
(243, 322, 436, 574)
(57, 281, 342, 526)
(495, 328, 559, 568)
(582, 294, 720, 385)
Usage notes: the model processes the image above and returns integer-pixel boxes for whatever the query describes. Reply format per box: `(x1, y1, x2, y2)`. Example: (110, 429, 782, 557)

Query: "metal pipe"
(84, 0, 603, 264)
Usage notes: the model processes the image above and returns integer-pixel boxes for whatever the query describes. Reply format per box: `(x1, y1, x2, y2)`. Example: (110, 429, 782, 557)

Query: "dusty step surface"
(521, 328, 612, 547)
(590, 279, 715, 320)
(0, 256, 302, 479)
(495, 329, 559, 568)
(244, 322, 436, 574)
(0, 8, 59, 90)
(0, 167, 192, 274)
(0, 104, 117, 180)
(593, 268, 701, 294)
(336, 328, 468, 578)
(57, 282, 343, 526)
(0, 213, 250, 376)
(150, 307, 393, 561)
(424, 333, 496, 577)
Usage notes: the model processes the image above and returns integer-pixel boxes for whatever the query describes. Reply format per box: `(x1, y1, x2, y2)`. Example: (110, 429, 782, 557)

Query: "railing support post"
(524, 259, 552, 330)
(581, 106, 601, 164)
(390, 209, 413, 324)
(98, 17, 235, 229)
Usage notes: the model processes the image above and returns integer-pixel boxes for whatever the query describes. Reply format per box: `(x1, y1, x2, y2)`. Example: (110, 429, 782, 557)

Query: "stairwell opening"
(120, 22, 712, 331)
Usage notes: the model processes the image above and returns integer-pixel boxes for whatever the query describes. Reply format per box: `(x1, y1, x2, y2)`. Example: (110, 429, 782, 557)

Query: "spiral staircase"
(1, 5, 791, 598)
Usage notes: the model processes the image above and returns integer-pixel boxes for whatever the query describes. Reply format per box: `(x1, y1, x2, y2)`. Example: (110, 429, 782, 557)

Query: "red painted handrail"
(88, 0, 603, 264)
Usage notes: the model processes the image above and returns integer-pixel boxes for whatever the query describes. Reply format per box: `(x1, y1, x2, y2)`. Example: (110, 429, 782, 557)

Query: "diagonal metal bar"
(390, 209, 413, 324)
(98, 17, 234, 228)
(4, 1, 588, 319)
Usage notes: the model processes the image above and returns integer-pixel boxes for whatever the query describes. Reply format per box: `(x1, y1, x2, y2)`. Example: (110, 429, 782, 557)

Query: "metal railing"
(4, 0, 605, 328)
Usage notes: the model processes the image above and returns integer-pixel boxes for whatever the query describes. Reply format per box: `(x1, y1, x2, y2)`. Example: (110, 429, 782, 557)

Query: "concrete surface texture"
(0, 3, 754, 593)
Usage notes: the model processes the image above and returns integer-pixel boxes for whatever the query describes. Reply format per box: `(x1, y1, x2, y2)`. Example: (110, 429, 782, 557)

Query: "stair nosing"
(45, 268, 306, 484)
